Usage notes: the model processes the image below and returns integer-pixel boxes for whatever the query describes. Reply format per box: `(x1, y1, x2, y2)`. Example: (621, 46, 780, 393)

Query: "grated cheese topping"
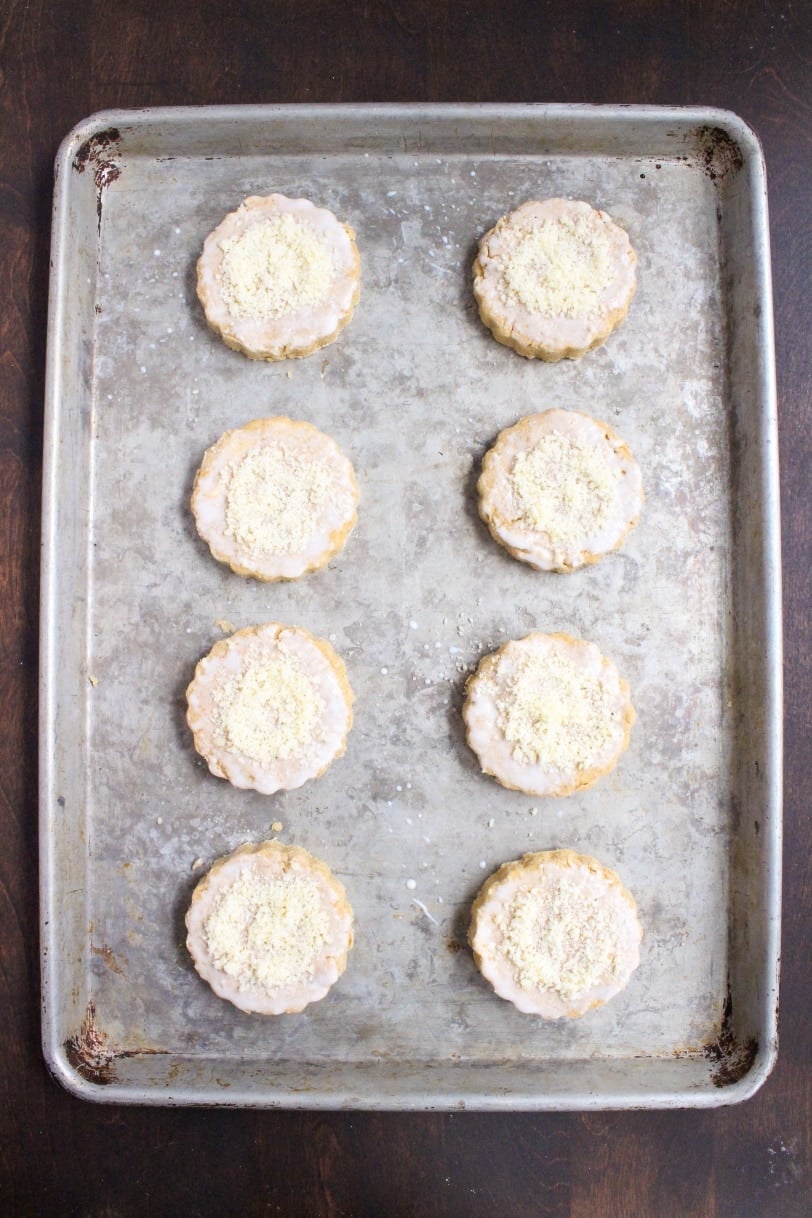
(499, 214, 614, 318)
(494, 648, 616, 770)
(213, 648, 325, 766)
(510, 432, 618, 546)
(218, 213, 336, 319)
(204, 869, 330, 992)
(224, 442, 332, 555)
(497, 874, 620, 999)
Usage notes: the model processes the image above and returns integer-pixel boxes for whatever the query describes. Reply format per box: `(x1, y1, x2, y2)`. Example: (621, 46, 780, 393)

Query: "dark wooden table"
(1, 2, 809, 1214)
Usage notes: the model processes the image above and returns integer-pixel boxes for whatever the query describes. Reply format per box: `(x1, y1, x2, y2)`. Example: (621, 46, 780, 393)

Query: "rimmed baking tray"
(40, 103, 781, 1108)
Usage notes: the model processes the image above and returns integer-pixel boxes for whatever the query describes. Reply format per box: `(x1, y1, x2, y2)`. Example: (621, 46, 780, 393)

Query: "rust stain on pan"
(703, 990, 759, 1087)
(695, 125, 745, 184)
(64, 1002, 117, 1085)
(73, 128, 120, 172)
(91, 942, 126, 975)
(65, 1002, 168, 1086)
(73, 128, 122, 228)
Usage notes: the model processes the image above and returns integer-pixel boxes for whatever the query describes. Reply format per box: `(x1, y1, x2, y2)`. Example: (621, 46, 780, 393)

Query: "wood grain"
(1, 1, 810, 1215)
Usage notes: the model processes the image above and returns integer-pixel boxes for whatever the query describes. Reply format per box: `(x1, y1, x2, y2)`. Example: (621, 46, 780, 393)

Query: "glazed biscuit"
(463, 632, 634, 797)
(186, 840, 354, 1015)
(469, 849, 642, 1018)
(478, 409, 643, 572)
(191, 417, 359, 582)
(197, 194, 360, 360)
(186, 623, 354, 795)
(473, 198, 636, 360)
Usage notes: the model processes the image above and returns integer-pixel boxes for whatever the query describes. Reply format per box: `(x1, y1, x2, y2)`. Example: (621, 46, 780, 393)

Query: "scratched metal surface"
(40, 105, 781, 1108)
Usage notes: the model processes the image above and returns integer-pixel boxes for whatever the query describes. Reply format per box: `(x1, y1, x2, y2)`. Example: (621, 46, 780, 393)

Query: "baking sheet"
(40, 104, 781, 1108)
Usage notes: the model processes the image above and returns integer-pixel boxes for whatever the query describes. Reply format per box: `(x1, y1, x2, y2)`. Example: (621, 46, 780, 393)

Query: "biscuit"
(197, 193, 361, 360)
(462, 632, 634, 797)
(186, 623, 354, 794)
(469, 849, 642, 1018)
(478, 409, 643, 572)
(191, 417, 359, 581)
(186, 840, 354, 1015)
(473, 198, 637, 360)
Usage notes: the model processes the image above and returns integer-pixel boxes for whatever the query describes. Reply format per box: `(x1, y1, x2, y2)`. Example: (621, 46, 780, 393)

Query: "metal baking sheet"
(40, 103, 781, 1109)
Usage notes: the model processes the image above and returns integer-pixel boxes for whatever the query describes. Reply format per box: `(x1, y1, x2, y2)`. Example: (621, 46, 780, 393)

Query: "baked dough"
(473, 198, 637, 360)
(186, 623, 354, 794)
(463, 632, 634, 797)
(186, 840, 354, 1015)
(478, 409, 643, 572)
(197, 194, 361, 360)
(191, 417, 359, 581)
(469, 849, 642, 1018)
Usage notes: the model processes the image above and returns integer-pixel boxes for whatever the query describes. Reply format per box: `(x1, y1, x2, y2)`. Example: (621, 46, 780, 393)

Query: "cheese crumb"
(510, 433, 618, 546)
(213, 648, 325, 766)
(498, 875, 620, 998)
(224, 443, 331, 555)
(218, 213, 336, 319)
(494, 648, 616, 770)
(500, 215, 614, 318)
(204, 870, 330, 992)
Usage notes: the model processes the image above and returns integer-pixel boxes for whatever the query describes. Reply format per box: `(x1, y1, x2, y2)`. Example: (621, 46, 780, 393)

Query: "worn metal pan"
(40, 103, 781, 1108)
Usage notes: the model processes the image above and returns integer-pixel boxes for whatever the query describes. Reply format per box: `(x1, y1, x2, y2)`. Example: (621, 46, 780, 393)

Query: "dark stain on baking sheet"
(73, 127, 120, 172)
(73, 128, 122, 229)
(65, 1001, 167, 1086)
(695, 125, 745, 184)
(703, 989, 759, 1087)
(65, 1002, 117, 1084)
(91, 942, 126, 976)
